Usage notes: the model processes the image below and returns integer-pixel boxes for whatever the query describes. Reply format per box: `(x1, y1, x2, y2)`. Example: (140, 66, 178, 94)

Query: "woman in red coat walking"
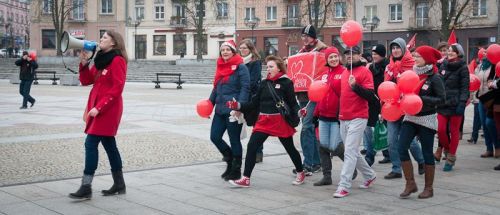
(69, 30, 128, 199)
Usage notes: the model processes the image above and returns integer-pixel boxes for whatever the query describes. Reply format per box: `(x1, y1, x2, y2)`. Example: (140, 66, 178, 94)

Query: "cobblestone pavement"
(0, 80, 293, 186)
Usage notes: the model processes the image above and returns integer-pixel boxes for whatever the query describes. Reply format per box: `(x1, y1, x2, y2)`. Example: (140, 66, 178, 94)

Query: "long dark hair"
(105, 30, 128, 64)
(239, 39, 260, 60)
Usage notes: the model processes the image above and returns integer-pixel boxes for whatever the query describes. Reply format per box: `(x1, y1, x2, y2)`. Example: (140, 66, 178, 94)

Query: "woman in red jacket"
(69, 30, 128, 199)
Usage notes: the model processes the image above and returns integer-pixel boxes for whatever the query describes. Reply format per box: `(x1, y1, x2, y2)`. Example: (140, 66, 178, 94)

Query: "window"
(174, 4, 186, 18)
(245, 7, 255, 20)
(101, 0, 113, 14)
(42, 29, 56, 49)
(389, 4, 402, 21)
(72, 0, 84, 20)
(334, 2, 346, 18)
(472, 0, 487, 16)
(43, 0, 52, 14)
(310, 4, 324, 19)
(173, 34, 186, 55)
(216, 1, 228, 18)
(288, 4, 298, 18)
(196, 1, 205, 18)
(154, 0, 165, 20)
(194, 34, 208, 55)
(264, 37, 278, 56)
(416, 2, 429, 27)
(135, 0, 144, 20)
(266, 6, 277, 21)
(153, 35, 166, 55)
(100, 30, 106, 38)
(364, 5, 377, 21)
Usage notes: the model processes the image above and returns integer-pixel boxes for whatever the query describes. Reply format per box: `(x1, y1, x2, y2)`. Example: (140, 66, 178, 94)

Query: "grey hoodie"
(389, 37, 407, 57)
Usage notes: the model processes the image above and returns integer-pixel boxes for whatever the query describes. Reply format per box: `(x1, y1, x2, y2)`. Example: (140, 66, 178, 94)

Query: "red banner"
(287, 52, 327, 92)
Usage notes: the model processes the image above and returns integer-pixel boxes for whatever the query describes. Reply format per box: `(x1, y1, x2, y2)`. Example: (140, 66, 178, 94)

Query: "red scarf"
(386, 50, 415, 80)
(213, 54, 243, 88)
(267, 71, 285, 81)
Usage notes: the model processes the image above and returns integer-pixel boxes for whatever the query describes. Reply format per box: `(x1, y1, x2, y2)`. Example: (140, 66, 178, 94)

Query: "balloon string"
(350, 47, 353, 76)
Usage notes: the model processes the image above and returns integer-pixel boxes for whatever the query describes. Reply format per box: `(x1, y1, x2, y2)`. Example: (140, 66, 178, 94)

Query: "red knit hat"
(415, 45, 441, 65)
(323, 47, 340, 62)
(220, 40, 237, 52)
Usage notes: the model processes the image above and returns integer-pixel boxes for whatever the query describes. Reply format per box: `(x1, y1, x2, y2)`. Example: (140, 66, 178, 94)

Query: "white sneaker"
(359, 176, 376, 189)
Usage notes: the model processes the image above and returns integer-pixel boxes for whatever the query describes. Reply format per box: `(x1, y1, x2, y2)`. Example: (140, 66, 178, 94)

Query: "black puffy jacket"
(437, 59, 469, 115)
(416, 70, 446, 116)
(15, 59, 38, 81)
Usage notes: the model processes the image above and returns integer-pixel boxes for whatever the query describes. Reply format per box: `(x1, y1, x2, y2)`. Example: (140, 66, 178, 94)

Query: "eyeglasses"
(239, 47, 249, 50)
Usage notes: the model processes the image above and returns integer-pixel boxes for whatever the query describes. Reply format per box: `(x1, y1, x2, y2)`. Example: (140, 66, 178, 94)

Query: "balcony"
(282, 17, 301, 27)
(170, 16, 187, 27)
(409, 17, 430, 30)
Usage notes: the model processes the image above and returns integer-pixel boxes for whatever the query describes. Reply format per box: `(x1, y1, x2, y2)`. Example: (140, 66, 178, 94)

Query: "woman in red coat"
(69, 30, 128, 199)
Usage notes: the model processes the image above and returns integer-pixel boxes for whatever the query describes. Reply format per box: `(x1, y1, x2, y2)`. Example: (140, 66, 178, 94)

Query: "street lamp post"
(244, 17, 260, 44)
(361, 16, 380, 43)
(128, 16, 142, 60)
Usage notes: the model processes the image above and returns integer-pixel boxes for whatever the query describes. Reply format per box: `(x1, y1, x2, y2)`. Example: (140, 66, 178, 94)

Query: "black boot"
(101, 170, 126, 196)
(314, 146, 332, 186)
(221, 149, 233, 179)
(224, 157, 242, 181)
(69, 174, 93, 199)
(335, 144, 358, 180)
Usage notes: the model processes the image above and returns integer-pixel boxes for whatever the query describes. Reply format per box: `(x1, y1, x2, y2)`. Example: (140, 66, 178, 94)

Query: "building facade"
(30, 0, 127, 57)
(0, 0, 30, 50)
(355, 0, 499, 62)
(236, 0, 355, 58)
(127, 0, 236, 61)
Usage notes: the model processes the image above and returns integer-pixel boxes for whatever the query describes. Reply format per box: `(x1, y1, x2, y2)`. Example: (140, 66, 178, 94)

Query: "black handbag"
(266, 82, 300, 127)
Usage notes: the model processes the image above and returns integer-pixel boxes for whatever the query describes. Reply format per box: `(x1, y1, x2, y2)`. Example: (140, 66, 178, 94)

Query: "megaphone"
(60, 31, 97, 59)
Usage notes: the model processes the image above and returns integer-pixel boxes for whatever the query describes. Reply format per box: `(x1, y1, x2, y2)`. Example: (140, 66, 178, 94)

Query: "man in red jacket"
(334, 46, 377, 198)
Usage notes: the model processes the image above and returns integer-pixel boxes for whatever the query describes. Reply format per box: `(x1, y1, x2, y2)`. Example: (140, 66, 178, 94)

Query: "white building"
(127, 0, 236, 60)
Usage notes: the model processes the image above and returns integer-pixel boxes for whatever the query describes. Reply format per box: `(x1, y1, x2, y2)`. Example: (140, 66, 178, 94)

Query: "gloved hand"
(226, 100, 240, 110)
(298, 108, 307, 118)
(456, 103, 466, 115)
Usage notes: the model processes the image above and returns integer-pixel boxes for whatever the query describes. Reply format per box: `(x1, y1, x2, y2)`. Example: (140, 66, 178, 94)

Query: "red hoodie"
(314, 65, 345, 120)
(384, 49, 415, 82)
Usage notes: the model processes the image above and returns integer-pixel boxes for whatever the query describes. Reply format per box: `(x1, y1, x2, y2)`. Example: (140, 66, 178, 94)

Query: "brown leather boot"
(434, 147, 442, 161)
(400, 161, 418, 199)
(418, 165, 434, 199)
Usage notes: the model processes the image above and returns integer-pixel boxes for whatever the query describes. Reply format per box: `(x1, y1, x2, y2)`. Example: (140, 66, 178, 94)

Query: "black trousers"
(19, 80, 35, 107)
(243, 131, 303, 177)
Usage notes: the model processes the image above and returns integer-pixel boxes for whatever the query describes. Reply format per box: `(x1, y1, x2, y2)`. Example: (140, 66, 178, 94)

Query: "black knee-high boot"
(314, 146, 332, 186)
(221, 148, 233, 179)
(225, 157, 242, 181)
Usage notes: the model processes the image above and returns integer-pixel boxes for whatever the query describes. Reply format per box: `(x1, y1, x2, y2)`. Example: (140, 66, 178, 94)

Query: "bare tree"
(303, 0, 334, 35)
(179, 0, 206, 61)
(38, 0, 85, 56)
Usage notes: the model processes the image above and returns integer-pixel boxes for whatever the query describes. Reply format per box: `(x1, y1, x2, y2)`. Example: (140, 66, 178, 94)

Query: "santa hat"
(220, 40, 237, 52)
(415, 45, 442, 65)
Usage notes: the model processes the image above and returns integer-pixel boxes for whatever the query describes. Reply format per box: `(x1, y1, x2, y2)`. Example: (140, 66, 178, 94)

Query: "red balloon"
(308, 81, 328, 102)
(496, 62, 500, 78)
(196, 99, 213, 118)
(381, 102, 403, 122)
(400, 94, 423, 115)
(28, 51, 37, 61)
(486, 44, 500, 64)
(340, 20, 363, 47)
(397, 71, 420, 94)
(469, 73, 481, 92)
(378, 81, 400, 103)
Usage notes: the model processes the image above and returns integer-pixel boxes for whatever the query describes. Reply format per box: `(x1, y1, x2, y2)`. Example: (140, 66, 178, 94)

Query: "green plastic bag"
(373, 120, 388, 151)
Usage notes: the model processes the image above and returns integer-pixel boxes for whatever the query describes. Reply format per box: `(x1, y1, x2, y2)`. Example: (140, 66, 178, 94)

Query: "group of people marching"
(16, 27, 497, 200)
(205, 24, 500, 199)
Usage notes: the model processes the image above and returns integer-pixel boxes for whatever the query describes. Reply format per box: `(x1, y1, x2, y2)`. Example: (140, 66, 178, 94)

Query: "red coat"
(79, 56, 126, 136)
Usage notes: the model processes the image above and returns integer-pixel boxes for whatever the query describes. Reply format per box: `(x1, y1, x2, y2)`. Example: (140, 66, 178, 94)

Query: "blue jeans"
(318, 120, 342, 151)
(478, 102, 499, 152)
(471, 103, 482, 142)
(387, 120, 425, 174)
(19, 80, 35, 107)
(210, 113, 243, 157)
(84, 134, 123, 175)
(399, 122, 436, 165)
(299, 101, 320, 168)
(364, 126, 390, 165)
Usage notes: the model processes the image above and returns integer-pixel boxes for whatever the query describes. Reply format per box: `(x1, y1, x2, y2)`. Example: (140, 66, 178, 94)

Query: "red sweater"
(79, 56, 127, 136)
(339, 64, 374, 120)
(314, 65, 345, 120)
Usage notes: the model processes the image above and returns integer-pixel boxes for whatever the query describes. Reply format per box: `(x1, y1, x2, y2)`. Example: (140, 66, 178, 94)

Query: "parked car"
(0, 49, 6, 58)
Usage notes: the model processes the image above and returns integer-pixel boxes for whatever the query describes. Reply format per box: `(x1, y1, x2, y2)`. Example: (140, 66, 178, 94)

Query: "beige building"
(127, 0, 236, 60)
(354, 0, 499, 61)
(236, 0, 355, 57)
(1, 0, 30, 51)
(29, 0, 127, 57)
